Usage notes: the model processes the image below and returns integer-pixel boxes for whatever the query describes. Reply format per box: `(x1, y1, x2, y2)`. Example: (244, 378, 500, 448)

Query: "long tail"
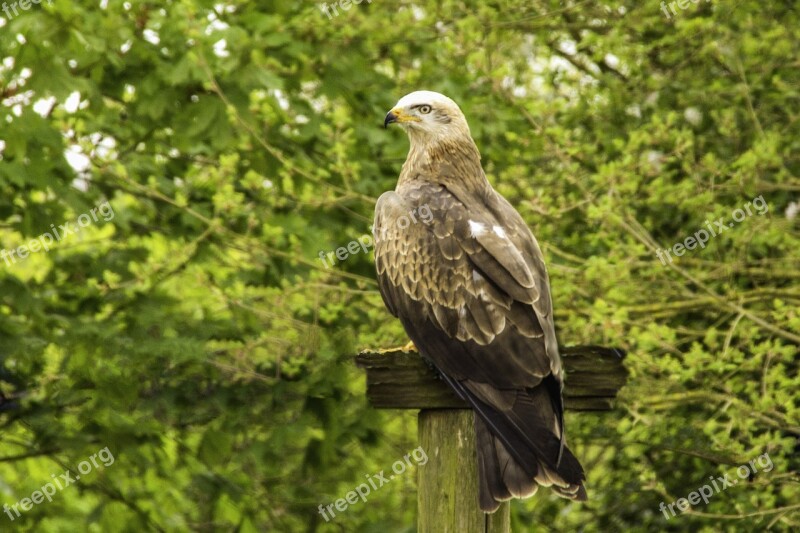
(475, 414, 586, 512)
(437, 371, 587, 512)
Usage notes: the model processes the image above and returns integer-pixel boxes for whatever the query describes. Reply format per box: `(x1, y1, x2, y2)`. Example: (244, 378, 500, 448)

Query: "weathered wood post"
(356, 347, 627, 533)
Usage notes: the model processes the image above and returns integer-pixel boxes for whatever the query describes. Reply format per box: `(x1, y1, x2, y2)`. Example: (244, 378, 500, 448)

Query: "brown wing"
(374, 181, 560, 388)
(373, 180, 585, 509)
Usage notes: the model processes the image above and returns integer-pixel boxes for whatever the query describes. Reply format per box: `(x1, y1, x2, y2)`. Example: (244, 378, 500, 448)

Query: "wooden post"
(419, 410, 511, 532)
(356, 347, 626, 533)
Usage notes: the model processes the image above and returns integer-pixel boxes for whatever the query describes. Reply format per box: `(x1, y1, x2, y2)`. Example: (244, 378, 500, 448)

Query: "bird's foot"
(375, 341, 417, 354)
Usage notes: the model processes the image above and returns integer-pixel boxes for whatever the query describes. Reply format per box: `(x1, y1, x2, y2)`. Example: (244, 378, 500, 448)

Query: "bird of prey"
(375, 90, 586, 512)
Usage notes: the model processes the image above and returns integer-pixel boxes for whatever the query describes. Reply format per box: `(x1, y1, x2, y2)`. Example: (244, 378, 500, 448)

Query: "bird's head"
(384, 91, 471, 142)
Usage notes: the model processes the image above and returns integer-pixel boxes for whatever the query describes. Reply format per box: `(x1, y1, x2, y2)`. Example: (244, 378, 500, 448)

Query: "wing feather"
(373, 183, 555, 381)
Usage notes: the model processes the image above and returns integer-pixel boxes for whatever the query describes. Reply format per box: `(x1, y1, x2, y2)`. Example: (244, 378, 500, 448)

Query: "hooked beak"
(384, 107, 419, 128)
(384, 109, 399, 128)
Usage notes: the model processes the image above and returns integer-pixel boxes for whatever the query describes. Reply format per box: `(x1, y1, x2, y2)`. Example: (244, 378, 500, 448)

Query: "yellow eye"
(419, 105, 432, 114)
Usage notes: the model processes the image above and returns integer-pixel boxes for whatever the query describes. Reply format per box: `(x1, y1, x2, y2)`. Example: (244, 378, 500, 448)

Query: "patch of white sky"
(0, 2, 239, 190)
(207, 3, 235, 58)
(0, 59, 107, 190)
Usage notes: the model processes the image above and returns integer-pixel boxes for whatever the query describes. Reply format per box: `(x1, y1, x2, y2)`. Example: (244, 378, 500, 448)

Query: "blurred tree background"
(0, 0, 798, 531)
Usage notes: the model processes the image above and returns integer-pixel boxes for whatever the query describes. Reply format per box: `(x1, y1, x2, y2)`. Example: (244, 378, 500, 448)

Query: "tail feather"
(475, 413, 587, 511)
(552, 482, 588, 501)
(475, 417, 513, 512)
(465, 382, 587, 512)
(489, 386, 584, 485)
(491, 423, 537, 498)
(434, 362, 588, 512)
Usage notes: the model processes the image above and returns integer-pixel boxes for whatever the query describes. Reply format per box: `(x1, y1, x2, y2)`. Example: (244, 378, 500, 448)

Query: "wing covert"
(373, 182, 560, 387)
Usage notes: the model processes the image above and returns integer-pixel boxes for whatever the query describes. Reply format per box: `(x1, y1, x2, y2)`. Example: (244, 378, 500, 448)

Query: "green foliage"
(0, 0, 797, 531)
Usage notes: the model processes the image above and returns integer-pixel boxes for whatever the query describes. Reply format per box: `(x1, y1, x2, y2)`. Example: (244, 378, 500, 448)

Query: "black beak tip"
(384, 112, 397, 129)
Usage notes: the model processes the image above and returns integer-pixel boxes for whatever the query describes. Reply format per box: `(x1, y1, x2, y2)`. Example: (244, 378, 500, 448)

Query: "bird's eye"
(418, 105, 432, 114)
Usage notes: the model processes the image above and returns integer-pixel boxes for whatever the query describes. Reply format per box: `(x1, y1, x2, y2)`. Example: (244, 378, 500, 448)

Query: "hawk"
(375, 90, 586, 512)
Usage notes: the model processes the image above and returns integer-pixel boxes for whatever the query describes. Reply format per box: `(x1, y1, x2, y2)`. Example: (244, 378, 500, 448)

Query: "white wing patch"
(493, 225, 507, 239)
(472, 270, 487, 299)
(468, 220, 487, 237)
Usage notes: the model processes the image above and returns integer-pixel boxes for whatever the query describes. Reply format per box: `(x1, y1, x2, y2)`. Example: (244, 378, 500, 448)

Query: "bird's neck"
(398, 134, 490, 192)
